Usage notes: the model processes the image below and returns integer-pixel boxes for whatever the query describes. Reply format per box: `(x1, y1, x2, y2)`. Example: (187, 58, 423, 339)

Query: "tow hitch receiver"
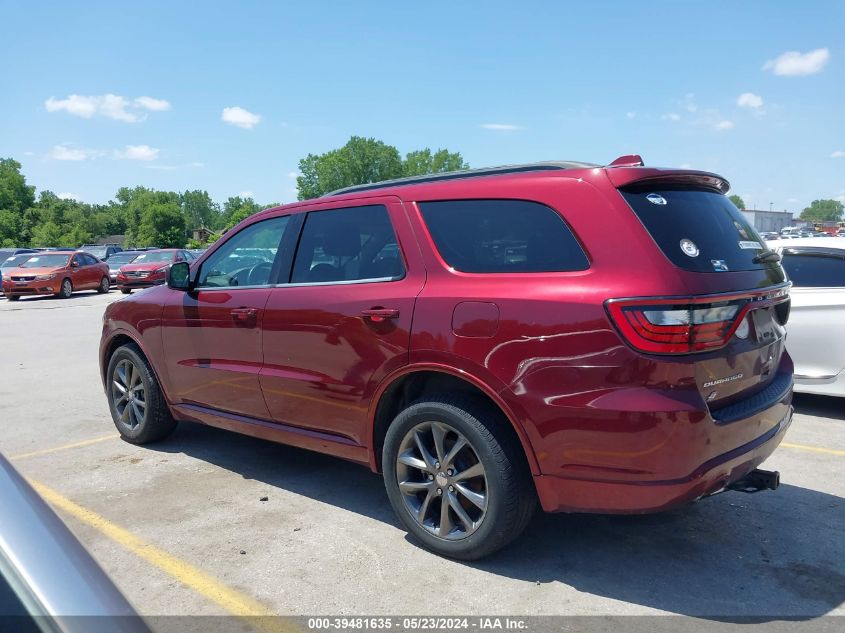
(727, 468, 780, 494)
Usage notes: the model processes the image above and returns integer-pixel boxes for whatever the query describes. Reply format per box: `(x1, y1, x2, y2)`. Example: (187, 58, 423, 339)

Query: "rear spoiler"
(605, 166, 730, 194)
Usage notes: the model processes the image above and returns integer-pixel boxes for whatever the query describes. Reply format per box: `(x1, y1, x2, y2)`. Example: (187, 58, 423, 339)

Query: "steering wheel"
(247, 262, 273, 286)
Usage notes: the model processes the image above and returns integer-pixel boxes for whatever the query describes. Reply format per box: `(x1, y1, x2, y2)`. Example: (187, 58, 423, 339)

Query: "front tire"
(57, 278, 72, 299)
(120, 288, 131, 294)
(383, 397, 536, 560)
(7, 295, 20, 301)
(106, 345, 177, 444)
(97, 276, 110, 293)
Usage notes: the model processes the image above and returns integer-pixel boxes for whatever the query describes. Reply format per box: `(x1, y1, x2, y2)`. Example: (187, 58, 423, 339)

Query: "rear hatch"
(608, 180, 791, 414)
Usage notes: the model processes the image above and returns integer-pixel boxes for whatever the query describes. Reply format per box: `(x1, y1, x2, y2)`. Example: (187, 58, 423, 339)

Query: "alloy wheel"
(111, 359, 146, 429)
(395, 421, 488, 540)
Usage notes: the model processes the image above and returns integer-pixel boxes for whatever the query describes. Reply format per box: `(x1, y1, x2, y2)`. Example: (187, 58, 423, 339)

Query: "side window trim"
(288, 204, 406, 286)
(273, 213, 305, 284)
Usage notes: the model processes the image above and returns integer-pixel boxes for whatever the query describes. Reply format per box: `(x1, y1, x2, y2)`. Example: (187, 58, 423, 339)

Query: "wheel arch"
(100, 329, 170, 402)
(368, 366, 540, 477)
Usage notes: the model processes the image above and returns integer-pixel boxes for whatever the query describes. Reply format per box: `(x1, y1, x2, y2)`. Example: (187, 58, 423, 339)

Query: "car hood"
(4, 266, 65, 276)
(120, 262, 171, 272)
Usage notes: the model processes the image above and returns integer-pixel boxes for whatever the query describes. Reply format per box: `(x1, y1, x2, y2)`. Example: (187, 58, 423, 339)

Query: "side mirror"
(168, 261, 192, 291)
(71, 260, 79, 268)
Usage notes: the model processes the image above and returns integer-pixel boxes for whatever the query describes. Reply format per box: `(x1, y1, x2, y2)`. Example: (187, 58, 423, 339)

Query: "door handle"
(361, 308, 400, 323)
(231, 307, 258, 322)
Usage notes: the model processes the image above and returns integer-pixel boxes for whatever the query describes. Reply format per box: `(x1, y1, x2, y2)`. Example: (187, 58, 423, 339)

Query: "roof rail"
(323, 160, 599, 197)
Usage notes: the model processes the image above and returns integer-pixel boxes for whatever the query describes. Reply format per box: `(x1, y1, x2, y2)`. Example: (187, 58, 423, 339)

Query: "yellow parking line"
(781, 442, 845, 457)
(9, 434, 118, 460)
(30, 480, 291, 633)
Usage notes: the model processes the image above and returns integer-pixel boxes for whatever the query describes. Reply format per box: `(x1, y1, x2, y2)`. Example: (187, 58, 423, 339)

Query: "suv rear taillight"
(606, 297, 751, 354)
(606, 286, 791, 354)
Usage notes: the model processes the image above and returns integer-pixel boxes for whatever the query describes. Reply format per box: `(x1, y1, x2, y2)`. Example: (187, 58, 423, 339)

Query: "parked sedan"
(1, 251, 110, 301)
(768, 237, 845, 396)
(105, 250, 142, 285)
(115, 249, 192, 294)
(1, 250, 38, 296)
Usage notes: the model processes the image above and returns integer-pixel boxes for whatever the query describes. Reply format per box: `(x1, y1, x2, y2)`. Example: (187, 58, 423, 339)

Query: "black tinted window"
(292, 205, 404, 283)
(781, 253, 845, 287)
(620, 188, 775, 273)
(418, 199, 588, 273)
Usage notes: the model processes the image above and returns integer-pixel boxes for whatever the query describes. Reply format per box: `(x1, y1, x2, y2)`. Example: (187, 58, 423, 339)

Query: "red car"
(100, 156, 793, 559)
(3, 251, 110, 300)
(115, 249, 192, 294)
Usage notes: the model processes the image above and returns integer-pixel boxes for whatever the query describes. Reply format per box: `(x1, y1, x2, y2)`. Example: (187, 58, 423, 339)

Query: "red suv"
(100, 156, 793, 559)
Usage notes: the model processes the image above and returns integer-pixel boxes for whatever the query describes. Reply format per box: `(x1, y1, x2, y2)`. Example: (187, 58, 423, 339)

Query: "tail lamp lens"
(607, 299, 748, 354)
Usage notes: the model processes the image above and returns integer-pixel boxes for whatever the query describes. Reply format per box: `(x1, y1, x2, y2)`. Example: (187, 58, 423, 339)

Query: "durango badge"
(703, 373, 744, 388)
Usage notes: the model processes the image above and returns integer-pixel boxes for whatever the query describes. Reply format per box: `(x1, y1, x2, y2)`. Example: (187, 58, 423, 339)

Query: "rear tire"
(97, 276, 110, 293)
(8, 295, 20, 301)
(120, 288, 131, 295)
(383, 396, 536, 560)
(57, 278, 72, 299)
(106, 345, 177, 444)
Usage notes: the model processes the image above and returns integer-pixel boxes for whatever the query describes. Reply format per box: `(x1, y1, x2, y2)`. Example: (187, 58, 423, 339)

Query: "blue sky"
(1, 1, 842, 212)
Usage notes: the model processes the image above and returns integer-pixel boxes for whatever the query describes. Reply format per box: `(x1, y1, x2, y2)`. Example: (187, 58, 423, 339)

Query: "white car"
(766, 237, 845, 396)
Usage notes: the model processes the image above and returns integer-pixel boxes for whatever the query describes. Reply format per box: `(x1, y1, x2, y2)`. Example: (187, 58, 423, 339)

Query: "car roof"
(251, 159, 729, 222)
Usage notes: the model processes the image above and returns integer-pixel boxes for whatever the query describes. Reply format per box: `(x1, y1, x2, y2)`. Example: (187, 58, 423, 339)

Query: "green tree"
(181, 190, 220, 229)
(222, 196, 263, 228)
(134, 202, 186, 248)
(0, 158, 36, 245)
(728, 194, 746, 210)
(800, 199, 844, 222)
(403, 148, 468, 177)
(30, 221, 64, 247)
(297, 137, 404, 199)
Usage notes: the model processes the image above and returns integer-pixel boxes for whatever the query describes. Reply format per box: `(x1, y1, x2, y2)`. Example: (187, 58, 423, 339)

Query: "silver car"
(768, 237, 845, 397)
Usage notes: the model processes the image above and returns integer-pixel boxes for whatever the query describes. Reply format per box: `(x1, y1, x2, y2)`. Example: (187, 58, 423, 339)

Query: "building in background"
(741, 209, 794, 233)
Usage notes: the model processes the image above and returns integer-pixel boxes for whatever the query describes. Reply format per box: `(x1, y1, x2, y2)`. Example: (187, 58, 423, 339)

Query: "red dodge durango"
(99, 156, 793, 559)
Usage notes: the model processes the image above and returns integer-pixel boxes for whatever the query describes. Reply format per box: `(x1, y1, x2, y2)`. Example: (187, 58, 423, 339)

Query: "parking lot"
(1, 290, 843, 627)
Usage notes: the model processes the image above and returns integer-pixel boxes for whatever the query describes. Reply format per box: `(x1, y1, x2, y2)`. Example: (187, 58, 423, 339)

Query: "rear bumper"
(535, 406, 792, 513)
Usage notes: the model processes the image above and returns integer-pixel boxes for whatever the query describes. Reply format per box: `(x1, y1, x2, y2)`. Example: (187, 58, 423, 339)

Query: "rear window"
(781, 253, 845, 287)
(620, 188, 773, 273)
(418, 199, 589, 273)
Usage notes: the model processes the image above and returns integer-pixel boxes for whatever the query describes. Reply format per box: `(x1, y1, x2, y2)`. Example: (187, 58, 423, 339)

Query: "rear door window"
(780, 253, 845, 287)
(620, 188, 774, 273)
(291, 205, 404, 283)
(418, 199, 588, 273)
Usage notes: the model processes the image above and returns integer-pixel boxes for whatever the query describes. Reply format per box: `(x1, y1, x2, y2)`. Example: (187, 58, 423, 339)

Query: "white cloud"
(480, 123, 523, 131)
(58, 192, 79, 201)
(222, 106, 261, 129)
(737, 92, 764, 109)
(763, 48, 829, 76)
(45, 93, 170, 122)
(115, 145, 159, 161)
(662, 112, 681, 121)
(626, 111, 636, 119)
(714, 120, 734, 131)
(49, 144, 96, 161)
(831, 150, 845, 158)
(134, 96, 171, 111)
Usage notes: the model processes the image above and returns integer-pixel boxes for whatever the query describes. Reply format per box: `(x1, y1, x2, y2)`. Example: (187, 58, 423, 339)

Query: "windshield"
(1, 254, 35, 268)
(131, 251, 173, 265)
(108, 253, 139, 265)
(19, 254, 71, 268)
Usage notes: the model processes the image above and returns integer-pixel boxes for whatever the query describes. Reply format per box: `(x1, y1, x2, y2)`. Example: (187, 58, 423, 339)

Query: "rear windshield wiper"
(752, 249, 782, 264)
